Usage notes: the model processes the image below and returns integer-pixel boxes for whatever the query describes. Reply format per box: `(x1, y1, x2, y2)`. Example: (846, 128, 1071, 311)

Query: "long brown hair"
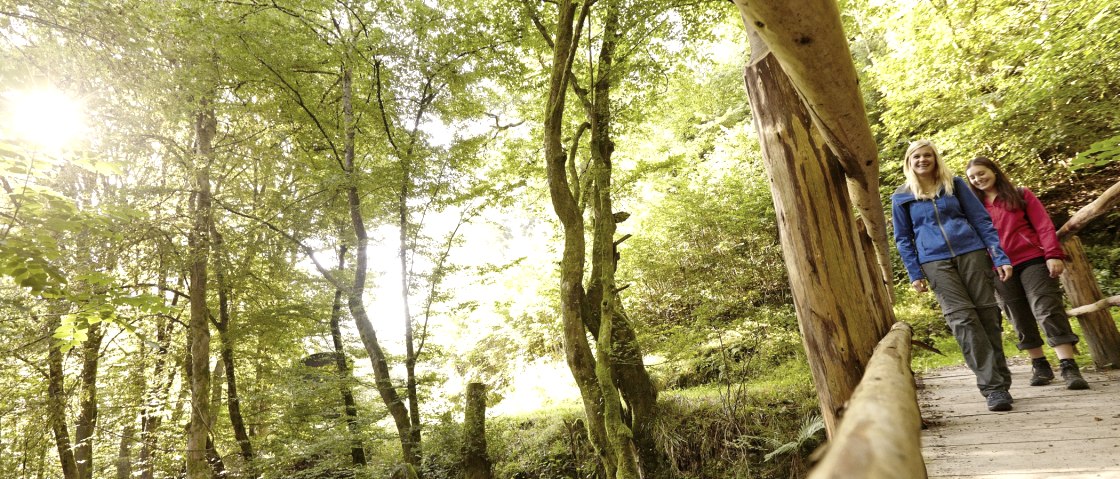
(966, 156, 1025, 211)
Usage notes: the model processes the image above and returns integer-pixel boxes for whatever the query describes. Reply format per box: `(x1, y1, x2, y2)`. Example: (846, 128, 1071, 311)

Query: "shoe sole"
(1067, 380, 1089, 390)
(988, 403, 1012, 412)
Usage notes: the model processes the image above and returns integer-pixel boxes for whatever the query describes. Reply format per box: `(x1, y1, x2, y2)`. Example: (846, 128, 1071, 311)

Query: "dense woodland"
(1, 0, 1118, 478)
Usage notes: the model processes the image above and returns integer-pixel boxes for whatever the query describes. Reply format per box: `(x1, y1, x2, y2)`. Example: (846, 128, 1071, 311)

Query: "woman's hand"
(912, 279, 928, 292)
(1046, 258, 1065, 278)
(997, 264, 1014, 281)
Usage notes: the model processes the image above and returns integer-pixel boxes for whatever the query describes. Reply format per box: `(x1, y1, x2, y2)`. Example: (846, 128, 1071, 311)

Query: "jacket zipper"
(931, 198, 956, 256)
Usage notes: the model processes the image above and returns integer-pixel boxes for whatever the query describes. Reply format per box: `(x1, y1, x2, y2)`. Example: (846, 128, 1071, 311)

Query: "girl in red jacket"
(965, 157, 1089, 390)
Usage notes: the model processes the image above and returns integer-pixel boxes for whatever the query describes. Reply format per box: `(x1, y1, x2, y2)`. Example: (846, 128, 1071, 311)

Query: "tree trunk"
(588, 2, 641, 478)
(186, 102, 215, 479)
(742, 29, 893, 435)
(213, 228, 256, 467)
(462, 383, 492, 479)
(46, 316, 79, 479)
(1059, 236, 1120, 368)
(340, 64, 417, 467)
(732, 0, 895, 297)
(139, 316, 176, 479)
(331, 245, 367, 466)
(116, 415, 135, 479)
(74, 321, 104, 479)
(541, 1, 616, 476)
(398, 167, 423, 467)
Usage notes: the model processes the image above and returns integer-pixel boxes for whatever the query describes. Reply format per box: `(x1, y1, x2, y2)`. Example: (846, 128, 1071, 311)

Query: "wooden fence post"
(1059, 236, 1120, 368)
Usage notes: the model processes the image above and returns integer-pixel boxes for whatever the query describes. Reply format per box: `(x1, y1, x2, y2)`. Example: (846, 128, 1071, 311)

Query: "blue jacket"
(891, 176, 1010, 282)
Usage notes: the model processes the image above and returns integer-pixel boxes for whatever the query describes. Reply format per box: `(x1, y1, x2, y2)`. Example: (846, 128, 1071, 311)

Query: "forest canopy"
(1, 0, 1117, 478)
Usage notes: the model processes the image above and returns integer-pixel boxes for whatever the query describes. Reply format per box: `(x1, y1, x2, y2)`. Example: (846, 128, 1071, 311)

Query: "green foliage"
(653, 306, 802, 390)
(1072, 134, 1120, 170)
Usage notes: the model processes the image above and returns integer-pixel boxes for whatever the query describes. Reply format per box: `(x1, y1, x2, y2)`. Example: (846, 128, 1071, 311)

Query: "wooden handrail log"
(1066, 295, 1120, 317)
(1057, 180, 1120, 240)
(807, 322, 926, 479)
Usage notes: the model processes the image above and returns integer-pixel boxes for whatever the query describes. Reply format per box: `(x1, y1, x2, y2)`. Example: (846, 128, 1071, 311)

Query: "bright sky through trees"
(3, 88, 87, 152)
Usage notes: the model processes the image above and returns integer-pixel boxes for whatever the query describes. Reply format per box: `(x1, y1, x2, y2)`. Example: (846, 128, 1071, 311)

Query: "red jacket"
(982, 187, 1066, 266)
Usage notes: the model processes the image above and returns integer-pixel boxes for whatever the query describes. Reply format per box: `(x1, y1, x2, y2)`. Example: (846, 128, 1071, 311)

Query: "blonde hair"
(902, 139, 955, 200)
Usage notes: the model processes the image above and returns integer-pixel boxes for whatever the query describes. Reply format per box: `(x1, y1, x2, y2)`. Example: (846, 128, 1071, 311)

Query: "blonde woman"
(891, 140, 1016, 411)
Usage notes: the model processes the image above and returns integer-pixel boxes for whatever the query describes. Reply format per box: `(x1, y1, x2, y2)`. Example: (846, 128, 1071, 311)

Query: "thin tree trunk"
(116, 411, 135, 479)
(46, 315, 79, 479)
(398, 170, 422, 466)
(462, 383, 492, 479)
(341, 63, 416, 468)
(1059, 236, 1120, 368)
(74, 322, 104, 479)
(330, 245, 367, 466)
(213, 228, 255, 466)
(742, 28, 893, 435)
(186, 102, 216, 479)
(139, 316, 176, 479)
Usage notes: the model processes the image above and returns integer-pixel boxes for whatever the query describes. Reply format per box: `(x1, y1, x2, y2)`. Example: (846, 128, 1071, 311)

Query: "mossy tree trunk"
(462, 382, 492, 479)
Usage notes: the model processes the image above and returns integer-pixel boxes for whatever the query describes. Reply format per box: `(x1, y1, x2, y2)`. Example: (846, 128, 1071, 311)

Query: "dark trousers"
(922, 249, 1013, 395)
(993, 259, 1079, 350)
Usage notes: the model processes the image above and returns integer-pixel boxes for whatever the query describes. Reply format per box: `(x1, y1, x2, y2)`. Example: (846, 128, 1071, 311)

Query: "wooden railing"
(806, 322, 926, 479)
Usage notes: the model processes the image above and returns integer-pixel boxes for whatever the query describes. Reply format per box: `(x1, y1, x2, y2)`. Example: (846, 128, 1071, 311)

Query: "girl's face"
(908, 146, 937, 178)
(966, 165, 996, 192)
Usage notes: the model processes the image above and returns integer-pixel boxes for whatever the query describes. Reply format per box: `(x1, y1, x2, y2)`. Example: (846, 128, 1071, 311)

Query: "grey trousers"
(922, 249, 1013, 395)
(993, 260, 1080, 350)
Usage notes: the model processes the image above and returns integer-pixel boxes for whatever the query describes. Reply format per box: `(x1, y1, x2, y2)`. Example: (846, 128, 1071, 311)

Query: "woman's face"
(908, 146, 937, 178)
(966, 165, 996, 192)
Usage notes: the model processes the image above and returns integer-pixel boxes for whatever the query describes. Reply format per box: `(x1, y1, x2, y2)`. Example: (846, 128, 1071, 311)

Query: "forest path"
(918, 358, 1120, 478)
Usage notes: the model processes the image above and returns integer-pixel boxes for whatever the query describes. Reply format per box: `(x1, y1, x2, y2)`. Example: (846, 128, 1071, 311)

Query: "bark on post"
(1059, 236, 1120, 369)
(462, 383, 492, 479)
(742, 29, 893, 435)
(806, 323, 925, 479)
(732, 0, 895, 298)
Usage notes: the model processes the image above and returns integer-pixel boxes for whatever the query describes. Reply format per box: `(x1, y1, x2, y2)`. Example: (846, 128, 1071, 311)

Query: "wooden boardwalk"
(918, 359, 1120, 478)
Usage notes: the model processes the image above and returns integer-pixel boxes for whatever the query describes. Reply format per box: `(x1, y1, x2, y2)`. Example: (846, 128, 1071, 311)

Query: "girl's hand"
(912, 279, 928, 293)
(1046, 258, 1065, 278)
(997, 264, 1014, 282)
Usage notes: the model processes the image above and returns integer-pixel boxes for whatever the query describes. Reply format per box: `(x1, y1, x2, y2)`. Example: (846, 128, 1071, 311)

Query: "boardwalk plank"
(919, 359, 1120, 479)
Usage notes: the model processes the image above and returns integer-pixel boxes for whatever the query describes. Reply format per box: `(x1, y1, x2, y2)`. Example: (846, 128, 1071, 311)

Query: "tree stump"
(462, 382, 492, 479)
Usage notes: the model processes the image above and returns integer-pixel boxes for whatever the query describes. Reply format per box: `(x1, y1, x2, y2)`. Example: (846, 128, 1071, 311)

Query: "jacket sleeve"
(892, 196, 924, 282)
(954, 177, 1011, 267)
(1022, 187, 1066, 260)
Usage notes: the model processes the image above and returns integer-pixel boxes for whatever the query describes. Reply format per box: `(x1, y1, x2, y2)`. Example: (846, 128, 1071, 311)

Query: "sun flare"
(4, 88, 87, 152)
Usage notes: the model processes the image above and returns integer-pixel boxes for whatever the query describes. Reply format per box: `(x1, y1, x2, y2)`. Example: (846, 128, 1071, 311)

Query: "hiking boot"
(986, 390, 1013, 412)
(1059, 359, 1090, 390)
(1030, 357, 1055, 386)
